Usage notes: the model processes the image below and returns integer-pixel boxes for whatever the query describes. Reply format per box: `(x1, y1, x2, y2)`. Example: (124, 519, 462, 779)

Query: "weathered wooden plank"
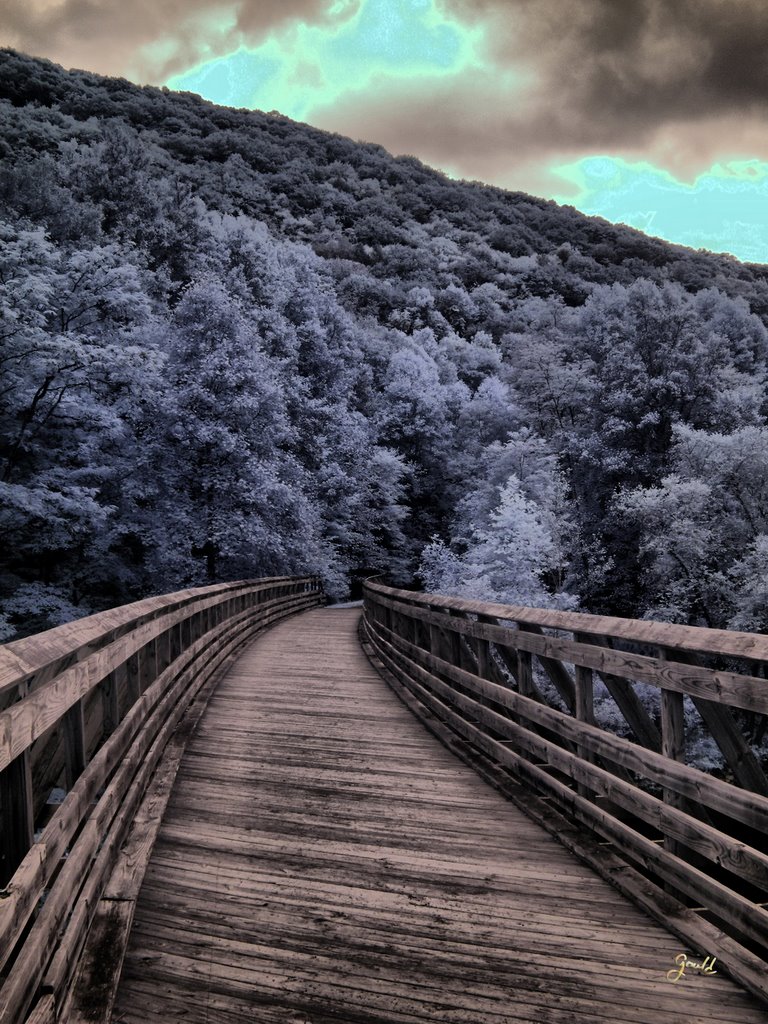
(119, 924, 732, 1020)
(370, 629, 768, 900)
(362, 619, 768, 1014)
(133, 866, 679, 943)
(369, 590, 768, 713)
(23, 992, 56, 1024)
(112, 609, 767, 1023)
(0, 588, 321, 980)
(371, 615, 768, 833)
(65, 900, 134, 1024)
(364, 580, 768, 663)
(0, 588, 320, 1022)
(369, 632, 768, 969)
(0, 576, 320, 698)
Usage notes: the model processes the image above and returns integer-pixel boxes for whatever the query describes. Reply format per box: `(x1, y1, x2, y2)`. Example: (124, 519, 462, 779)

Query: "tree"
(418, 473, 578, 610)
(0, 223, 153, 634)
(615, 424, 768, 626)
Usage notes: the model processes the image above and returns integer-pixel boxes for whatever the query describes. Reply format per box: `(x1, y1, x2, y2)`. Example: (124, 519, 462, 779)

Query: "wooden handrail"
(362, 580, 768, 1006)
(365, 580, 768, 662)
(0, 576, 324, 1024)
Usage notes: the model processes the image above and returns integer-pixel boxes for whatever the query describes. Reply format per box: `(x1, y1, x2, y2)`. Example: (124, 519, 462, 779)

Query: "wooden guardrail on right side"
(0, 575, 324, 1024)
(361, 580, 768, 1006)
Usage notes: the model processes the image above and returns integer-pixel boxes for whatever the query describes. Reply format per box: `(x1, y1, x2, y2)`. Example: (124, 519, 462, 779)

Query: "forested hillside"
(3, 48, 768, 643)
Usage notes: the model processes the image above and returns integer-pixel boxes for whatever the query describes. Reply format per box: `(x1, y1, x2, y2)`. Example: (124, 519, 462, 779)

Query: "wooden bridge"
(1, 578, 768, 1023)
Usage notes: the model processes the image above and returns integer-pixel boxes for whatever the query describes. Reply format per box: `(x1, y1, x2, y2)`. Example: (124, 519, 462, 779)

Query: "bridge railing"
(362, 579, 768, 1003)
(0, 575, 323, 1024)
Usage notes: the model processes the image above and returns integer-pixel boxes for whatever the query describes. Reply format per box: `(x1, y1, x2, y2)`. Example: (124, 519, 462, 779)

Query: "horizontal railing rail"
(361, 580, 768, 1005)
(0, 576, 323, 1024)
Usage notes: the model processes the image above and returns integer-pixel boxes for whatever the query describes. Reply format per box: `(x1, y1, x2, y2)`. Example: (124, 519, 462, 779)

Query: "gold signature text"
(666, 952, 718, 983)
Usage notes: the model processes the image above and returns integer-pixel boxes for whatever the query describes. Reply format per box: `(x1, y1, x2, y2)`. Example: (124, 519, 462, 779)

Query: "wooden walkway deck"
(113, 608, 768, 1024)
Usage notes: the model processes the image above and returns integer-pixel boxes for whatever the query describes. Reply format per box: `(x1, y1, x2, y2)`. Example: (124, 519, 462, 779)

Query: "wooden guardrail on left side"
(361, 579, 768, 1007)
(0, 575, 323, 1024)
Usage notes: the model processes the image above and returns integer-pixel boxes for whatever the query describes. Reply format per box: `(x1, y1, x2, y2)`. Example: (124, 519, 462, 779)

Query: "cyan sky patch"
(167, 0, 476, 121)
(169, 48, 281, 110)
(553, 157, 768, 265)
(161, 0, 768, 265)
(9, 0, 768, 265)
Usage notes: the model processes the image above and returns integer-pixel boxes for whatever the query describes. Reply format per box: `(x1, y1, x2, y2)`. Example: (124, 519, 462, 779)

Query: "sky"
(2, 0, 768, 264)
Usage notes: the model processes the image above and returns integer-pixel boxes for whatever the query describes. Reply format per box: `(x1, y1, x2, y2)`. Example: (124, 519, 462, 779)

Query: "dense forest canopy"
(3, 48, 768, 645)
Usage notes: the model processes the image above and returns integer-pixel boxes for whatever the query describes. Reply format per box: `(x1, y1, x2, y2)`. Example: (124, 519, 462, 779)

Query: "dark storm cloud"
(452, 0, 768, 142)
(0, 0, 339, 80)
(314, 0, 768, 193)
(2, 0, 767, 187)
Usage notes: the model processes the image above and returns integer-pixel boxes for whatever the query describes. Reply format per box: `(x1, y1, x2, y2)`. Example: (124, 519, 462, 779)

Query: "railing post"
(156, 629, 172, 677)
(574, 656, 595, 800)
(517, 648, 534, 698)
(140, 638, 158, 691)
(441, 610, 463, 669)
(411, 606, 428, 653)
(0, 684, 34, 885)
(126, 651, 141, 704)
(659, 649, 686, 858)
(100, 670, 120, 737)
(429, 619, 456, 666)
(63, 698, 87, 788)
(193, 609, 205, 642)
(474, 636, 491, 680)
(0, 751, 34, 885)
(180, 616, 192, 654)
(170, 621, 183, 662)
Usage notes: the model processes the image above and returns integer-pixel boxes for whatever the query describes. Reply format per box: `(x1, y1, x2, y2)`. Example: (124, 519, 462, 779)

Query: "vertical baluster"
(517, 647, 534, 698)
(192, 609, 204, 643)
(428, 622, 445, 662)
(429, 613, 467, 719)
(573, 646, 595, 799)
(391, 601, 406, 645)
(0, 682, 34, 884)
(659, 648, 685, 858)
(411, 608, 428, 655)
(100, 670, 120, 738)
(180, 616, 192, 655)
(63, 697, 87, 788)
(126, 651, 141, 705)
(154, 630, 169, 679)
(443, 612, 463, 670)
(169, 621, 182, 663)
(140, 636, 158, 691)
(474, 633, 490, 681)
